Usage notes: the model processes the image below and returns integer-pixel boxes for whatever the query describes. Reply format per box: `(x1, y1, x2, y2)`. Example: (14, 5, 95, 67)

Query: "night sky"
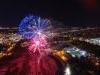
(0, 0, 100, 27)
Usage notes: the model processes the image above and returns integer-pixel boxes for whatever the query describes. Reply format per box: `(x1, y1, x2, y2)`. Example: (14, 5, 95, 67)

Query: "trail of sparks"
(28, 31, 49, 64)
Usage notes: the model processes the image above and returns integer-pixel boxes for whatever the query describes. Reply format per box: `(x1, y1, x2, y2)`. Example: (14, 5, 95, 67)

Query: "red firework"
(28, 32, 48, 54)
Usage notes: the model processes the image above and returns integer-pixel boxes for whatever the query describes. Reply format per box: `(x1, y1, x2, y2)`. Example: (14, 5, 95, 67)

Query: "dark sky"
(0, 0, 100, 27)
